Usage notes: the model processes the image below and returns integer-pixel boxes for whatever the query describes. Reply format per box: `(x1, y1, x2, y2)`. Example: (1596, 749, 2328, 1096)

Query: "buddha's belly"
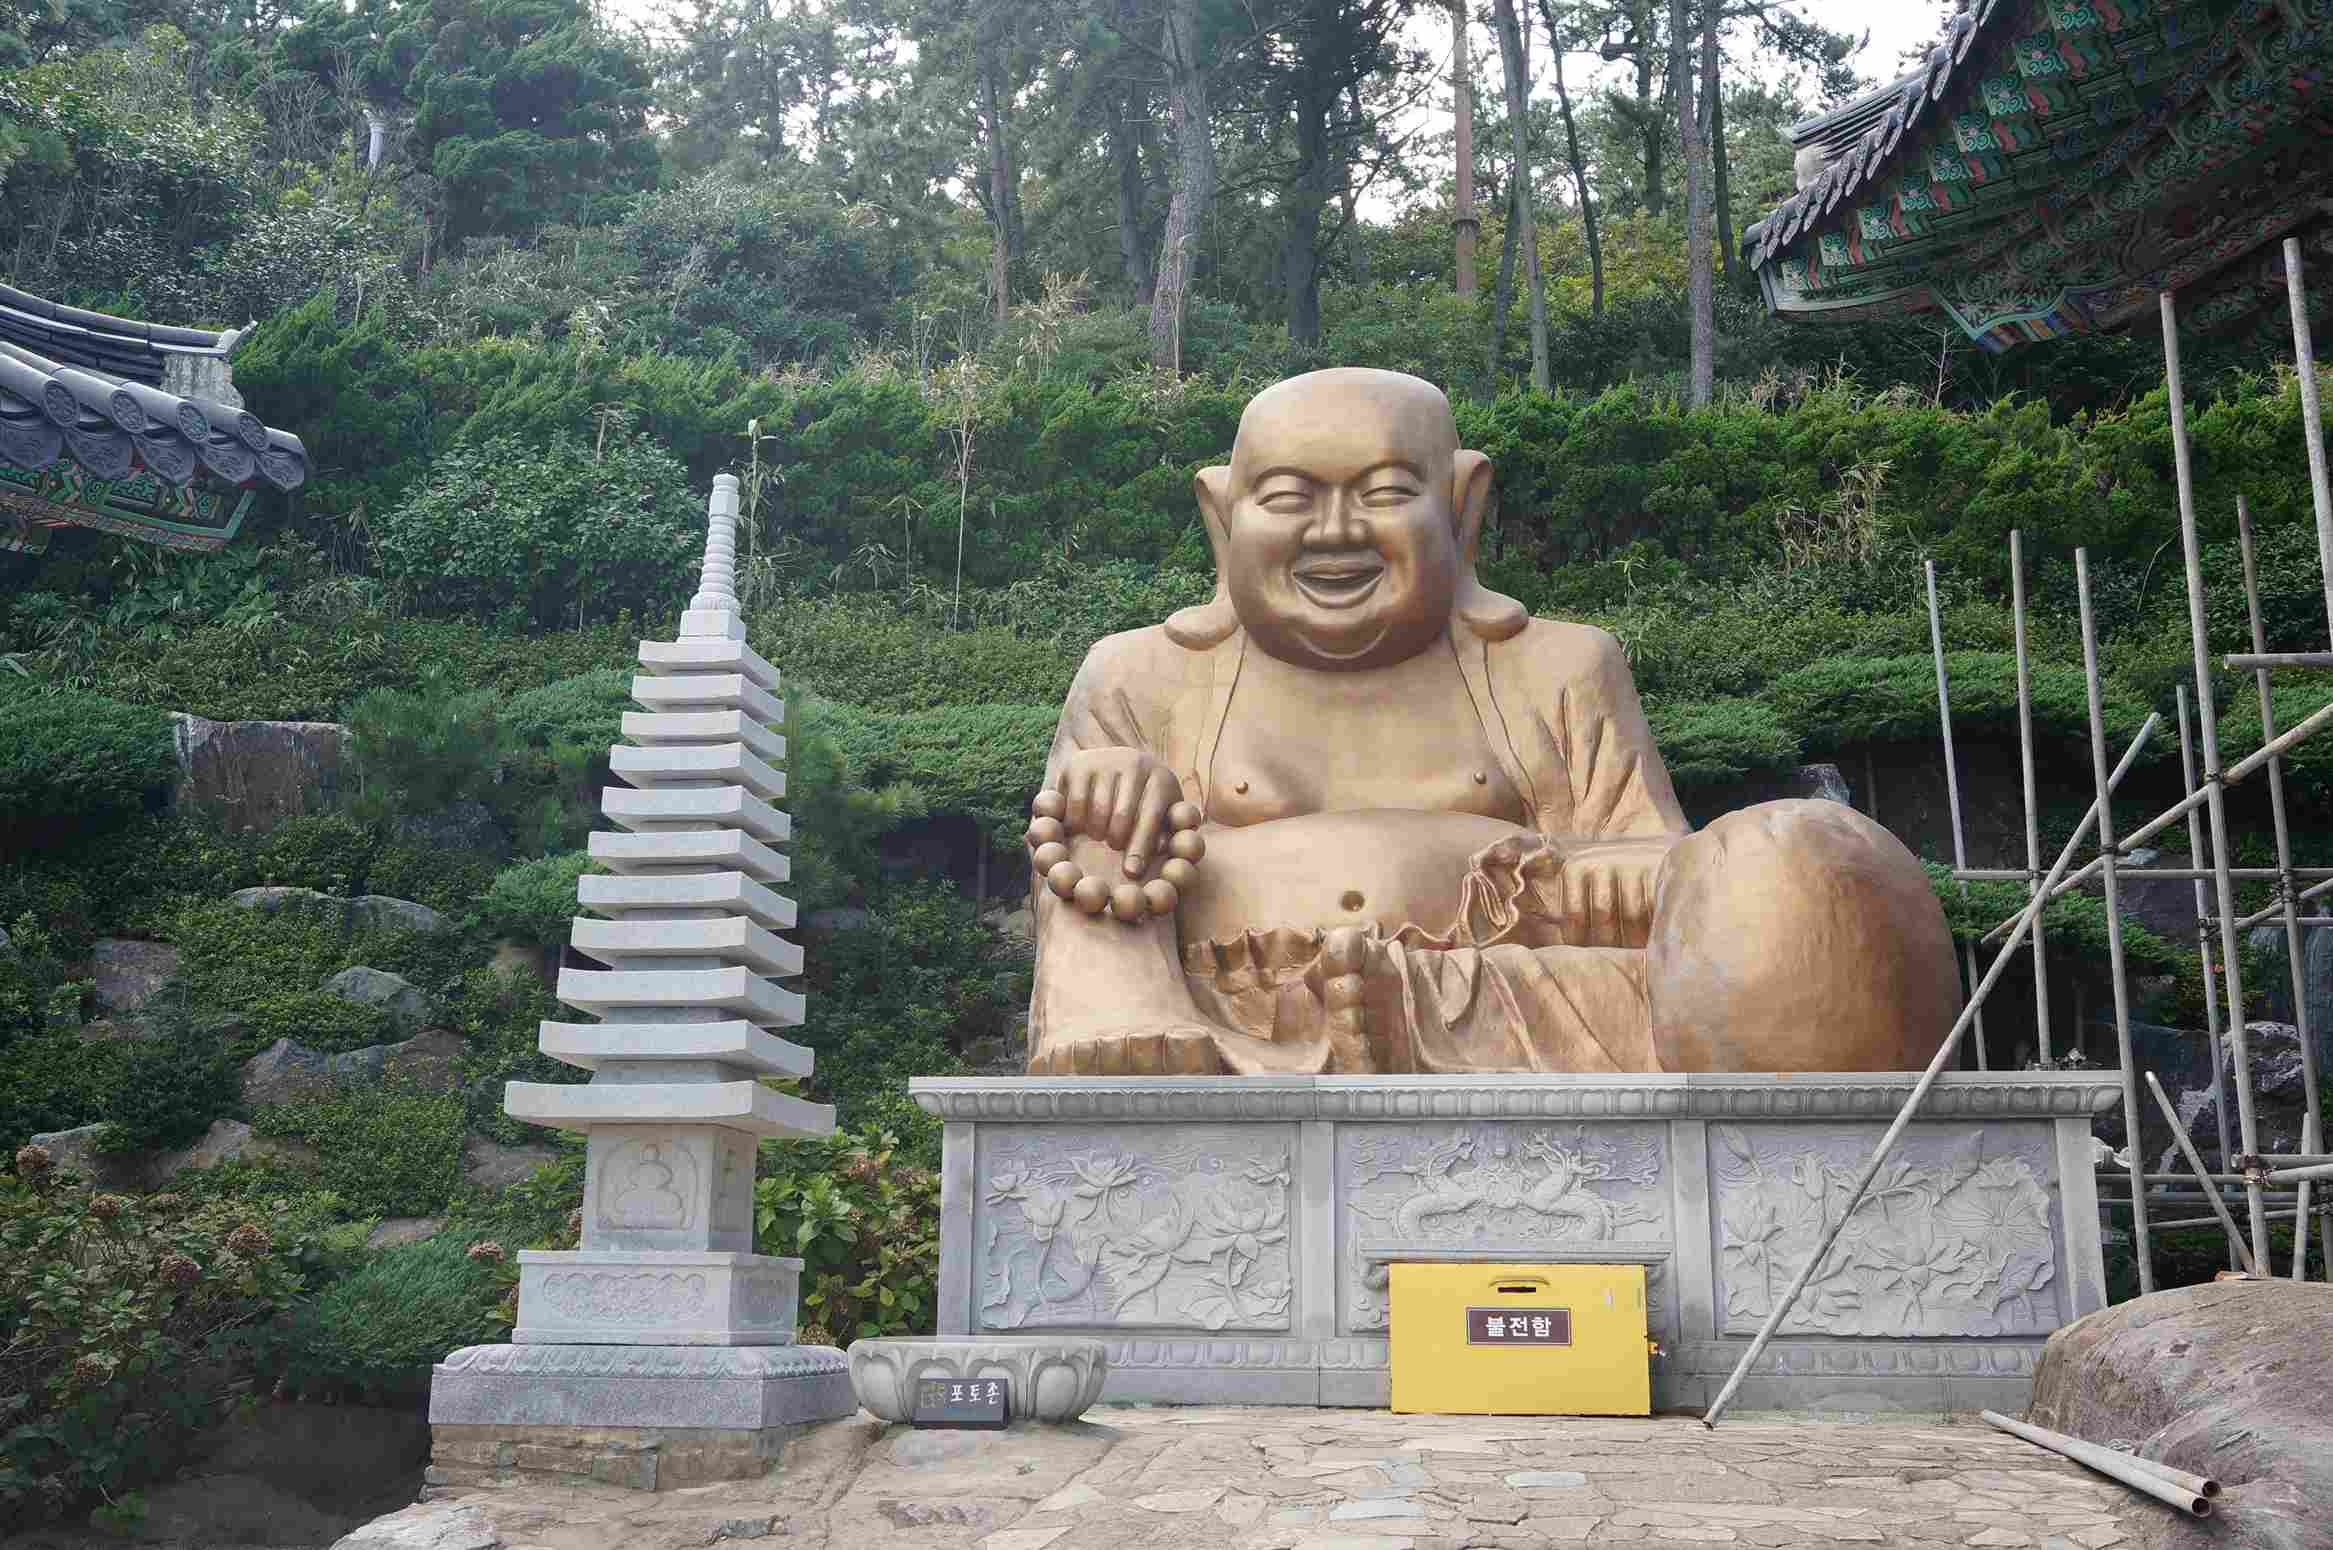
(1178, 809, 1529, 943)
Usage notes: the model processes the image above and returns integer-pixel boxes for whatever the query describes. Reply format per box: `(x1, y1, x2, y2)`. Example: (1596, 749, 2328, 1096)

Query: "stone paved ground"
(358, 1407, 2161, 1550)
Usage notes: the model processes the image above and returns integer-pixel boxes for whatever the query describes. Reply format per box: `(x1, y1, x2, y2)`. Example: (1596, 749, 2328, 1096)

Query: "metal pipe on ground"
(2078, 549, 2151, 1288)
(2238, 496, 2325, 1280)
(1926, 558, 1987, 1069)
(2161, 288, 2268, 1268)
(1700, 714, 2160, 1429)
(2147, 1070, 2260, 1275)
(1981, 1411, 2214, 1516)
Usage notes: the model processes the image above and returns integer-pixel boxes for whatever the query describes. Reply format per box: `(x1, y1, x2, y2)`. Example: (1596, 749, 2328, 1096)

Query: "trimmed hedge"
(0, 687, 174, 849)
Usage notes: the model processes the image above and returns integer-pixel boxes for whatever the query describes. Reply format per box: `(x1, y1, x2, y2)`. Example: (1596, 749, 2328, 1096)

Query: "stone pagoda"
(429, 474, 854, 1491)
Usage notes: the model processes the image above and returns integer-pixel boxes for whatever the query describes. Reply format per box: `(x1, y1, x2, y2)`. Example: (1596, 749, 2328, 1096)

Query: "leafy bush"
(817, 701, 1060, 845)
(96, 1032, 237, 1154)
(755, 1130, 939, 1346)
(363, 843, 500, 917)
(251, 1088, 466, 1218)
(372, 432, 700, 628)
(0, 1168, 303, 1527)
(476, 852, 594, 948)
(232, 990, 397, 1057)
(1767, 652, 2154, 758)
(346, 663, 510, 820)
(268, 1233, 507, 1400)
(0, 1035, 127, 1156)
(0, 687, 174, 850)
(1644, 697, 1801, 788)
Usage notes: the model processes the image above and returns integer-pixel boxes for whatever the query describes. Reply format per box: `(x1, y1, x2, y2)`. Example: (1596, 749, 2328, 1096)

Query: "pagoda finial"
(682, 473, 744, 639)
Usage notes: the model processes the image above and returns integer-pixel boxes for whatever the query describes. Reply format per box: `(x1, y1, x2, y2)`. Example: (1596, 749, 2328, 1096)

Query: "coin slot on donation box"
(1389, 1263, 1650, 1416)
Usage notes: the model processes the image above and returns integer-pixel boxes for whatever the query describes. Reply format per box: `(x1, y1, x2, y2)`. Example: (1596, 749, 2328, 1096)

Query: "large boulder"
(2177, 1021, 2321, 1163)
(232, 888, 450, 936)
(2244, 924, 2333, 1080)
(2091, 1020, 2219, 1158)
(329, 1027, 467, 1094)
(240, 1038, 336, 1106)
(462, 1135, 559, 1191)
(320, 966, 434, 1030)
(152, 1119, 320, 1181)
(87, 938, 180, 1038)
(2027, 1279, 2333, 1550)
(170, 713, 349, 834)
(22, 1123, 142, 1189)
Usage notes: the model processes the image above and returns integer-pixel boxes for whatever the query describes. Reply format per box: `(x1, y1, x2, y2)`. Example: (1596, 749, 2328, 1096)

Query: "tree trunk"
(1486, 177, 1520, 379)
(1283, 25, 1336, 348)
(1490, 0, 1548, 390)
(1148, 0, 1214, 372)
(1671, 0, 1714, 405)
(1452, 0, 1478, 297)
(1547, 7, 1602, 317)
(1635, 0, 1663, 218)
(977, 50, 1015, 321)
(1711, 82, 1734, 284)
(1113, 83, 1156, 306)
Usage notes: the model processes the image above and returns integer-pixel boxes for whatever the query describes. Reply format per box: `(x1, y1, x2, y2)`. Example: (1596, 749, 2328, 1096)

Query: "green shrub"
(269, 1234, 507, 1400)
(0, 687, 174, 850)
(1644, 697, 1801, 788)
(346, 664, 510, 821)
(96, 1033, 237, 1154)
(1768, 651, 2154, 758)
(233, 990, 397, 1057)
(0, 1171, 304, 1528)
(364, 843, 499, 918)
(476, 852, 594, 948)
(755, 1129, 939, 1345)
(816, 701, 1060, 845)
(0, 1034, 127, 1156)
(168, 897, 352, 1017)
(251, 1088, 466, 1218)
(372, 432, 700, 629)
(244, 815, 386, 897)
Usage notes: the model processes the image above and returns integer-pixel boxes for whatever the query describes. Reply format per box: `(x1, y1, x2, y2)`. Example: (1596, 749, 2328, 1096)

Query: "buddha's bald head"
(1228, 369, 1460, 492)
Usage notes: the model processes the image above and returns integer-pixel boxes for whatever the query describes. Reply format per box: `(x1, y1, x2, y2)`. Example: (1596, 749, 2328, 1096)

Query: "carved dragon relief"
(976, 1128, 1294, 1333)
(1339, 1124, 1667, 1332)
(1710, 1123, 2062, 1339)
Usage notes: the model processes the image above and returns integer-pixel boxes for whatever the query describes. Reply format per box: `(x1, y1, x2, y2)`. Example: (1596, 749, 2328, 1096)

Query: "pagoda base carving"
(912, 1072, 2124, 1414)
(513, 1250, 803, 1346)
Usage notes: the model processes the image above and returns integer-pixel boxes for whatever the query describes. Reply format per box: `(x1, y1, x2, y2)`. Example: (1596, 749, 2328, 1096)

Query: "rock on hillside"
(233, 887, 450, 935)
(321, 966, 436, 1030)
(2026, 1278, 2333, 1550)
(170, 713, 349, 834)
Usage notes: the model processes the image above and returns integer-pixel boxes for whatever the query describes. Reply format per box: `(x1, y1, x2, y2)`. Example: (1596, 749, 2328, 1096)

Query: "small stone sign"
(911, 1375, 1009, 1428)
(1466, 1306, 1571, 1346)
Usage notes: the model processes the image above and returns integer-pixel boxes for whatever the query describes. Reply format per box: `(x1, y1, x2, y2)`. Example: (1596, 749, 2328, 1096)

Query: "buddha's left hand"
(1549, 837, 1673, 949)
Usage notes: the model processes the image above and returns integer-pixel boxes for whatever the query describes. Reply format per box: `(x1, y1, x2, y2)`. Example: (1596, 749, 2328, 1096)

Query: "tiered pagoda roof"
(1744, 0, 2333, 352)
(0, 284, 306, 553)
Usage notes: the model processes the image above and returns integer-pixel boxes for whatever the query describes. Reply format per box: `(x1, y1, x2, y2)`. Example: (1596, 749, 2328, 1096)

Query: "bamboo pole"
(2224, 652, 2333, 669)
(2010, 529, 2053, 1064)
(2147, 1070, 2259, 1275)
(1951, 867, 2333, 883)
(2180, 686, 2239, 1229)
(2163, 288, 2270, 1268)
(2285, 236, 2333, 637)
(1926, 559, 1987, 1069)
(1700, 714, 2159, 1429)
(2152, 1208, 2303, 1232)
(2078, 549, 2151, 1288)
(2238, 497, 2323, 1279)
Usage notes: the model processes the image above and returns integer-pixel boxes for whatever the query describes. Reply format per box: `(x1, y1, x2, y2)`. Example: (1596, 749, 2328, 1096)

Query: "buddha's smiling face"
(1221, 370, 1464, 671)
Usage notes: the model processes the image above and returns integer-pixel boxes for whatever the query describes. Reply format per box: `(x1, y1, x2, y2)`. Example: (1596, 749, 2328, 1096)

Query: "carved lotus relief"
(1712, 1124, 2061, 1338)
(1339, 1123, 1667, 1332)
(976, 1127, 1294, 1333)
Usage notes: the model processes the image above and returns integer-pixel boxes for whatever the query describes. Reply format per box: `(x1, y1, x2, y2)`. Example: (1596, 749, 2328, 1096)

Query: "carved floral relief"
(976, 1125, 1295, 1333)
(1338, 1123, 1668, 1332)
(538, 1270, 709, 1323)
(1711, 1123, 2062, 1338)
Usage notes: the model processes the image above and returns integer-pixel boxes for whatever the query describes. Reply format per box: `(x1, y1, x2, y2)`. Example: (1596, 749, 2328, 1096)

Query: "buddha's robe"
(1030, 615, 1693, 1075)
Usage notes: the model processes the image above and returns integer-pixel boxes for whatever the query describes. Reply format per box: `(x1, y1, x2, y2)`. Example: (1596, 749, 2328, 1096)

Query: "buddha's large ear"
(1166, 463, 1242, 647)
(1451, 448, 1526, 640)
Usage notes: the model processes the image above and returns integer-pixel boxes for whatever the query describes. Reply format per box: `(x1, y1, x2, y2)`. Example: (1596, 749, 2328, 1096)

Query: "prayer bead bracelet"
(1026, 791, 1206, 922)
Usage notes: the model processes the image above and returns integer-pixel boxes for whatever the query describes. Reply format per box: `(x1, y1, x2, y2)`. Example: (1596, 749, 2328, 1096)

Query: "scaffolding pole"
(2077, 549, 2151, 1288)
(2236, 497, 2324, 1279)
(1926, 558, 1987, 1069)
(2010, 529, 2053, 1065)
(2178, 686, 2239, 1266)
(2163, 288, 2270, 1269)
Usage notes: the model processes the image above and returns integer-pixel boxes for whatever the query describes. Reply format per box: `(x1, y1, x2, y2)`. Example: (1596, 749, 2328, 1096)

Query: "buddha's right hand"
(1027, 750, 1205, 923)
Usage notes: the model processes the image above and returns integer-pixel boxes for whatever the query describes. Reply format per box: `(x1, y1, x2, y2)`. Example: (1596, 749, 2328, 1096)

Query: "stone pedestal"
(912, 1072, 2123, 1416)
(429, 477, 856, 1489)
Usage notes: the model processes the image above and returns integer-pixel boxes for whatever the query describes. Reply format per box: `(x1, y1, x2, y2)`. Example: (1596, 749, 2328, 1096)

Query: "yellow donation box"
(1389, 1263, 1651, 1416)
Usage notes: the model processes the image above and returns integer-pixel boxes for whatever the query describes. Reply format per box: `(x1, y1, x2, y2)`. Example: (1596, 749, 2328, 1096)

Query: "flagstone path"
(356, 1406, 2155, 1550)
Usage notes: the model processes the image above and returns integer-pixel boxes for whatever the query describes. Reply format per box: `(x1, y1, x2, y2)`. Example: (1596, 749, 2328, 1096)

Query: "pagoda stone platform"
(911, 1072, 2122, 1415)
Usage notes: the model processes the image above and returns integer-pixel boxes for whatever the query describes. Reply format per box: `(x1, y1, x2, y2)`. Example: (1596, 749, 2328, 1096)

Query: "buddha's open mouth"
(1291, 557, 1385, 608)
